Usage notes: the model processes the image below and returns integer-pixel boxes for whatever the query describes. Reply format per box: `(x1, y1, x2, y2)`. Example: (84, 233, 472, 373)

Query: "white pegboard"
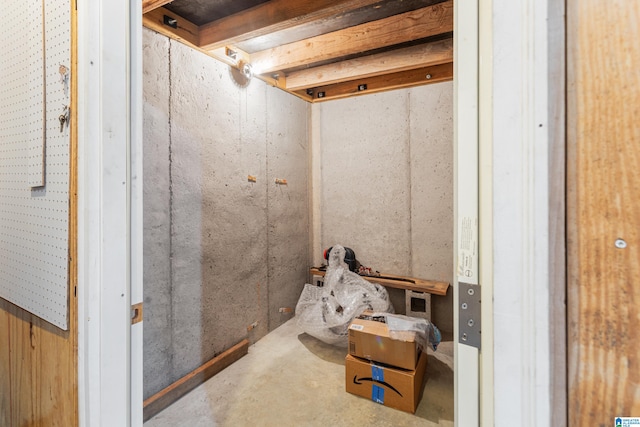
(0, 0, 71, 330)
(28, 0, 46, 187)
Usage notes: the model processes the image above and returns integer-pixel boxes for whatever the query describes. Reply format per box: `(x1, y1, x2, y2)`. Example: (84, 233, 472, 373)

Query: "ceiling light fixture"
(240, 61, 253, 79)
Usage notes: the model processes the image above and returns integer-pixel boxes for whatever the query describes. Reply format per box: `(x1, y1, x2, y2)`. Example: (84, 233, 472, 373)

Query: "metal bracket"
(459, 282, 481, 349)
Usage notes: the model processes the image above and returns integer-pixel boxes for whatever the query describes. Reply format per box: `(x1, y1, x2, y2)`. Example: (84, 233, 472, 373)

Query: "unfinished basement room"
(141, 0, 456, 425)
(12, 0, 630, 425)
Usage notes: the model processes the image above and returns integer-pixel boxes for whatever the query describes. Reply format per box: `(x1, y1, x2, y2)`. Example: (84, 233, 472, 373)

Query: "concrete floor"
(145, 319, 454, 427)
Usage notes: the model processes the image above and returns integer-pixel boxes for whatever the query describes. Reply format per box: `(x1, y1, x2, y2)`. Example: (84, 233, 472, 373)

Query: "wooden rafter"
(198, 0, 387, 51)
(143, 7, 200, 47)
(300, 62, 453, 102)
(249, 0, 453, 75)
(142, 9, 293, 100)
(142, 0, 174, 14)
(284, 37, 453, 90)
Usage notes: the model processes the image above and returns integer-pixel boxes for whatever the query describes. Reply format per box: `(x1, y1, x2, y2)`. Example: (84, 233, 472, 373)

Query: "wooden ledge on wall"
(143, 339, 249, 421)
(309, 267, 450, 296)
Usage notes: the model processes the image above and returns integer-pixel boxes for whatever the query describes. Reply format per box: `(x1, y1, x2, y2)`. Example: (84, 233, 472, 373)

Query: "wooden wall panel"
(0, 297, 77, 427)
(0, 300, 10, 426)
(0, 1, 78, 426)
(567, 1, 640, 425)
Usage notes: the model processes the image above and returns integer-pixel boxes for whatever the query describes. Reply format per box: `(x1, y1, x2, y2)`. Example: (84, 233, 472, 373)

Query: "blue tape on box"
(372, 384, 385, 404)
(372, 365, 384, 381)
(371, 365, 384, 403)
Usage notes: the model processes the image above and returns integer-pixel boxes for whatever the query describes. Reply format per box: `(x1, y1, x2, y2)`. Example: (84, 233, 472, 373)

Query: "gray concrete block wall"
(313, 83, 454, 335)
(142, 33, 173, 398)
(266, 87, 309, 331)
(409, 83, 454, 335)
(317, 91, 413, 274)
(142, 29, 308, 399)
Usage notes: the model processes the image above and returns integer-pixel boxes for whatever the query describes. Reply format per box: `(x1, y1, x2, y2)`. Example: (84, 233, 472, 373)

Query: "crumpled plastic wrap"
(296, 245, 394, 346)
(359, 312, 442, 351)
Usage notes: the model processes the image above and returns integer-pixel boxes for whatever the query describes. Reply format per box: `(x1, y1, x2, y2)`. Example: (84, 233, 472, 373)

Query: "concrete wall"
(142, 28, 309, 398)
(311, 84, 454, 335)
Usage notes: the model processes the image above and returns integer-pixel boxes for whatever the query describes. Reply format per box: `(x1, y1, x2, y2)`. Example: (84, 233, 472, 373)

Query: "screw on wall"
(615, 238, 627, 249)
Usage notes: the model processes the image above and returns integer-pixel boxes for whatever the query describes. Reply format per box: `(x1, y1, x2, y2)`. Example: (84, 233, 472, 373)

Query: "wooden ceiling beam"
(198, 0, 387, 51)
(143, 7, 200, 47)
(299, 62, 453, 102)
(143, 0, 174, 14)
(142, 10, 294, 99)
(250, 0, 453, 75)
(235, 0, 446, 53)
(284, 37, 453, 91)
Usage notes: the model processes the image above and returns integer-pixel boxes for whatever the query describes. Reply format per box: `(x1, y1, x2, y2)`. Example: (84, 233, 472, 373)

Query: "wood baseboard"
(143, 339, 249, 421)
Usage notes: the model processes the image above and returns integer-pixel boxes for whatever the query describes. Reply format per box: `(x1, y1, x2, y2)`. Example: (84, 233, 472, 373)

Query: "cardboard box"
(348, 313, 419, 370)
(345, 350, 428, 414)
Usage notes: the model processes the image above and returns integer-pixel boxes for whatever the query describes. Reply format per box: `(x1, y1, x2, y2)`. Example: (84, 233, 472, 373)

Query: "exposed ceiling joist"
(141, 0, 454, 102)
(144, 7, 200, 46)
(284, 37, 453, 91)
(198, 0, 385, 51)
(298, 62, 453, 102)
(234, 0, 445, 53)
(249, 0, 453, 75)
(143, 0, 174, 14)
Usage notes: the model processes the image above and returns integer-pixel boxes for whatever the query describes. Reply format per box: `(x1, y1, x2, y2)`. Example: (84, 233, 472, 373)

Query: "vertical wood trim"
(547, 0, 566, 424)
(454, 0, 480, 425)
(0, 299, 9, 426)
(69, 0, 79, 421)
(478, 0, 494, 423)
(567, 1, 640, 425)
(491, 0, 554, 424)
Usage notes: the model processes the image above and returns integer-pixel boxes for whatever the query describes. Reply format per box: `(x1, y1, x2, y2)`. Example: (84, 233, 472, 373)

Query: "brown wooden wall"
(0, 298, 77, 427)
(0, 3, 77, 427)
(567, 0, 640, 425)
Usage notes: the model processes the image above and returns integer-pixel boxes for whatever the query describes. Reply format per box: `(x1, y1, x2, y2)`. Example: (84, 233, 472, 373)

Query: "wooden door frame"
(76, 0, 143, 425)
(566, 1, 640, 425)
(477, 0, 566, 425)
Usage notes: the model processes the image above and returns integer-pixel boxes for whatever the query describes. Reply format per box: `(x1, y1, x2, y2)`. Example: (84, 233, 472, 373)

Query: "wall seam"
(407, 90, 414, 276)
(167, 38, 175, 374)
(265, 87, 271, 332)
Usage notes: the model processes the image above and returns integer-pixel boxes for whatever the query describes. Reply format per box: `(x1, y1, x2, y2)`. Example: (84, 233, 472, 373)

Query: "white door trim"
(453, 0, 480, 425)
(486, 0, 554, 425)
(130, 0, 144, 425)
(77, 0, 136, 425)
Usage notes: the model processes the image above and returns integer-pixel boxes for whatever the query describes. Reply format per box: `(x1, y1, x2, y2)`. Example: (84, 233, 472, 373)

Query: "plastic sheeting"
(358, 312, 442, 351)
(296, 245, 394, 346)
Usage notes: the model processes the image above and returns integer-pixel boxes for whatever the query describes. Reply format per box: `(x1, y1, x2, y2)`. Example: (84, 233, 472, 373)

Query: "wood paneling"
(0, 298, 77, 427)
(0, 300, 10, 426)
(0, 2, 78, 426)
(567, 1, 640, 425)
